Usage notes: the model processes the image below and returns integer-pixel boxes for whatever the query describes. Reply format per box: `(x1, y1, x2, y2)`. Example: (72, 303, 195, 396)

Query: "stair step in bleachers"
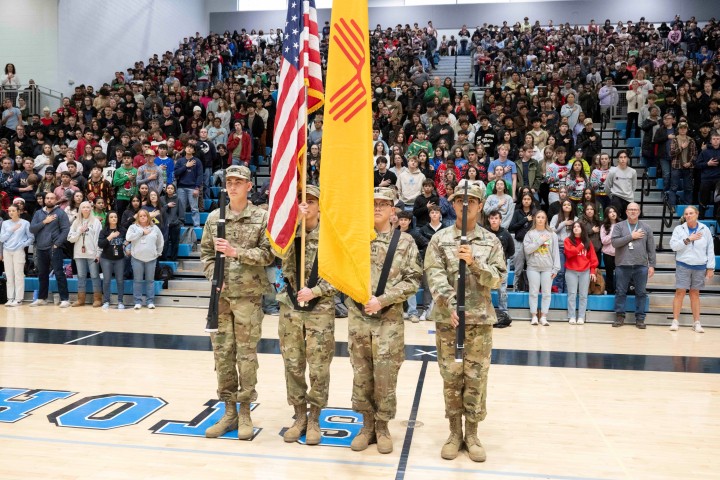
(24, 278, 164, 295)
(180, 226, 204, 239)
(185, 212, 209, 225)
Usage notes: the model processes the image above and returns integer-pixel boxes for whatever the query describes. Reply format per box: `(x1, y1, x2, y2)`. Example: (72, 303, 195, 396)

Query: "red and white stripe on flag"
(266, 0, 324, 254)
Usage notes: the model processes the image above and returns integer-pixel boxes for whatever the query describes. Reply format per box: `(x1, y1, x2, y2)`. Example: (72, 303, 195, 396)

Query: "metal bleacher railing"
(0, 84, 65, 116)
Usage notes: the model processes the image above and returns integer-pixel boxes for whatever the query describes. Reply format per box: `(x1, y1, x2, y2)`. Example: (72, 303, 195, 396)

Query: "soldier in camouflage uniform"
(348, 187, 422, 454)
(273, 185, 337, 445)
(424, 180, 507, 462)
(200, 165, 275, 440)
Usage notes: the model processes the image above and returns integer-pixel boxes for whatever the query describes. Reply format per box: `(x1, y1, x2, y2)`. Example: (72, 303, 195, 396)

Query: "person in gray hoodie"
(29, 192, 71, 307)
(126, 209, 164, 309)
(523, 210, 561, 326)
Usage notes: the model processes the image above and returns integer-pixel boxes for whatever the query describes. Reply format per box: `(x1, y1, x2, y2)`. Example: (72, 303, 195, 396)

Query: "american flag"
(267, 0, 324, 254)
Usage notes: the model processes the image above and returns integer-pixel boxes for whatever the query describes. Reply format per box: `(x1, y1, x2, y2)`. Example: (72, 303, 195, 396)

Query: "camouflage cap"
(373, 186, 396, 202)
(225, 165, 251, 180)
(304, 185, 320, 199)
(448, 179, 486, 202)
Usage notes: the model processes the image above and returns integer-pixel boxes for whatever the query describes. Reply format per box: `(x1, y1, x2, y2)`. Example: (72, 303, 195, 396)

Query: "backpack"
(180, 227, 198, 251)
(154, 264, 175, 289)
(493, 309, 512, 328)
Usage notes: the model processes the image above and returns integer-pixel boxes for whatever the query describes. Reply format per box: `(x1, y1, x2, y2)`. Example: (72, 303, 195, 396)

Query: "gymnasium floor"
(1, 306, 718, 480)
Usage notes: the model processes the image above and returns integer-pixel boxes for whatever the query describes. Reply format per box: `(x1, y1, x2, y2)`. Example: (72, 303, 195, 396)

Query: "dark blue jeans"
(614, 265, 648, 320)
(36, 246, 68, 301)
(668, 167, 693, 207)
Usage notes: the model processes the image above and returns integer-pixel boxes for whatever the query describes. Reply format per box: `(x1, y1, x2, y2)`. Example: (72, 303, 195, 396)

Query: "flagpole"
(300, 82, 308, 294)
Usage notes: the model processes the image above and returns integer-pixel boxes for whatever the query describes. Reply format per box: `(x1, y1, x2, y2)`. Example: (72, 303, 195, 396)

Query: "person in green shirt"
(113, 151, 139, 220)
(407, 129, 433, 158)
(424, 77, 449, 103)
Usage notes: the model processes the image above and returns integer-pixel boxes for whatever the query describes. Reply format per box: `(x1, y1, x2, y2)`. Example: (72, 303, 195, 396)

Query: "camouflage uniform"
(275, 222, 337, 409)
(347, 228, 422, 422)
(200, 182, 274, 405)
(424, 181, 506, 461)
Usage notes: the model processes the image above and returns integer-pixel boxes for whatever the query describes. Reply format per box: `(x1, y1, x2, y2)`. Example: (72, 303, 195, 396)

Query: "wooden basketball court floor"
(1, 307, 718, 480)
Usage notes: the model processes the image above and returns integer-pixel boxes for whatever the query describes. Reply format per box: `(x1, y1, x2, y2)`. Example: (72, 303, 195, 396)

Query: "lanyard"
(627, 221, 639, 234)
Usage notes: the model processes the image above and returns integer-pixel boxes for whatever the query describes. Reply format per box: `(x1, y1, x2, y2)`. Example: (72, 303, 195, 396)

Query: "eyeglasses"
(374, 203, 392, 210)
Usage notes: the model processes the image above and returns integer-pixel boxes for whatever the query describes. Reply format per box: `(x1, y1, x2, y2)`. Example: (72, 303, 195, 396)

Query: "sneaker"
(410, 315, 419, 323)
(540, 316, 549, 326)
(403, 312, 409, 320)
(59, 301, 71, 308)
(577, 318, 585, 325)
(134, 304, 142, 310)
(568, 317, 576, 325)
(693, 322, 705, 333)
(147, 303, 155, 310)
(5, 300, 16, 307)
(419, 311, 427, 322)
(669, 320, 679, 331)
(29, 299, 47, 307)
(530, 315, 538, 325)
(102, 302, 110, 310)
(117, 304, 126, 310)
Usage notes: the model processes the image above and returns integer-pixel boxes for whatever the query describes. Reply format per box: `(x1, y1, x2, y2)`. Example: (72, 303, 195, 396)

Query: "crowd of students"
(0, 14, 719, 325)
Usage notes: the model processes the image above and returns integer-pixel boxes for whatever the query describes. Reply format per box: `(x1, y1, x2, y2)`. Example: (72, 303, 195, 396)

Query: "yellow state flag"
(319, 0, 375, 304)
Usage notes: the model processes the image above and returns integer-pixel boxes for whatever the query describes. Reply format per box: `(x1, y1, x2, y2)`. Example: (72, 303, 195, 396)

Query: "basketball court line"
(395, 360, 428, 480)
(2, 327, 719, 374)
(63, 331, 105, 344)
(407, 464, 617, 480)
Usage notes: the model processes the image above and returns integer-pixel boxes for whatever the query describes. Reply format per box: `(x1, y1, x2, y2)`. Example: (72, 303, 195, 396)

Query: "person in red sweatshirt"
(564, 221, 599, 324)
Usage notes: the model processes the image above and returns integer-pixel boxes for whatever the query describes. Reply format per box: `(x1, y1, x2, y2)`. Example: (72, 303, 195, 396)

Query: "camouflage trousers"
(210, 296, 264, 403)
(348, 306, 404, 422)
(278, 305, 335, 408)
(435, 323, 492, 422)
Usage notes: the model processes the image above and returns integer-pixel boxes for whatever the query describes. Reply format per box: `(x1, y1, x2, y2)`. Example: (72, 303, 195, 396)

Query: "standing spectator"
(483, 179, 514, 229)
(696, 132, 720, 219)
(606, 150, 637, 220)
(98, 211, 127, 310)
(161, 184, 181, 261)
(1, 63, 20, 101)
(598, 78, 619, 129)
(590, 153, 613, 210)
(611, 202, 656, 329)
(175, 144, 203, 228)
(515, 146, 541, 198)
(524, 210, 561, 326)
(488, 144, 517, 200)
(0, 204, 34, 306)
(668, 122, 697, 212)
(579, 202, 602, 260)
(576, 119, 602, 163)
(486, 210, 514, 316)
(29, 192, 71, 308)
(397, 156, 426, 208)
(550, 199, 576, 293)
(67, 201, 103, 307)
(137, 148, 165, 193)
(508, 193, 536, 292)
(600, 206, 620, 294)
(1, 97, 21, 140)
(625, 80, 646, 139)
(412, 179, 439, 227)
(396, 211, 427, 323)
(113, 151, 138, 219)
(560, 93, 582, 130)
(126, 209, 164, 309)
(653, 114, 676, 200)
(564, 221, 599, 325)
(669, 205, 715, 333)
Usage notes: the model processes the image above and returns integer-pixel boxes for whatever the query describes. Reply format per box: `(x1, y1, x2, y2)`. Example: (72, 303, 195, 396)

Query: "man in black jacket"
(412, 179, 439, 227)
(486, 210, 514, 315)
(576, 118, 602, 161)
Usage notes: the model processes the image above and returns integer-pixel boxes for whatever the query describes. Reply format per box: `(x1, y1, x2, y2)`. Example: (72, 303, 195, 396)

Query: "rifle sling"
(285, 235, 321, 312)
(353, 228, 401, 316)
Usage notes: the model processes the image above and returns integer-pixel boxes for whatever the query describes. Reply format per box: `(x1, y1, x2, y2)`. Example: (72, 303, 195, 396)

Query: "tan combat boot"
(305, 405, 322, 445)
(283, 404, 308, 443)
(237, 403, 254, 440)
(350, 411, 375, 451)
(205, 401, 238, 438)
(440, 415, 463, 460)
(92, 292, 103, 308)
(464, 418, 487, 462)
(72, 292, 86, 307)
(375, 420, 393, 454)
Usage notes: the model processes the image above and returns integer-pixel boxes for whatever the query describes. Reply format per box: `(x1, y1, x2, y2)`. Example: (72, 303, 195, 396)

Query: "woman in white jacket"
(625, 80, 647, 139)
(67, 201, 103, 307)
(669, 206, 715, 333)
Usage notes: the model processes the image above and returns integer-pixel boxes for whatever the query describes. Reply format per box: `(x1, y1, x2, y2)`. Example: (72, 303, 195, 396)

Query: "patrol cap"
(448, 179, 486, 202)
(304, 185, 320, 199)
(373, 187, 396, 202)
(225, 165, 252, 180)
